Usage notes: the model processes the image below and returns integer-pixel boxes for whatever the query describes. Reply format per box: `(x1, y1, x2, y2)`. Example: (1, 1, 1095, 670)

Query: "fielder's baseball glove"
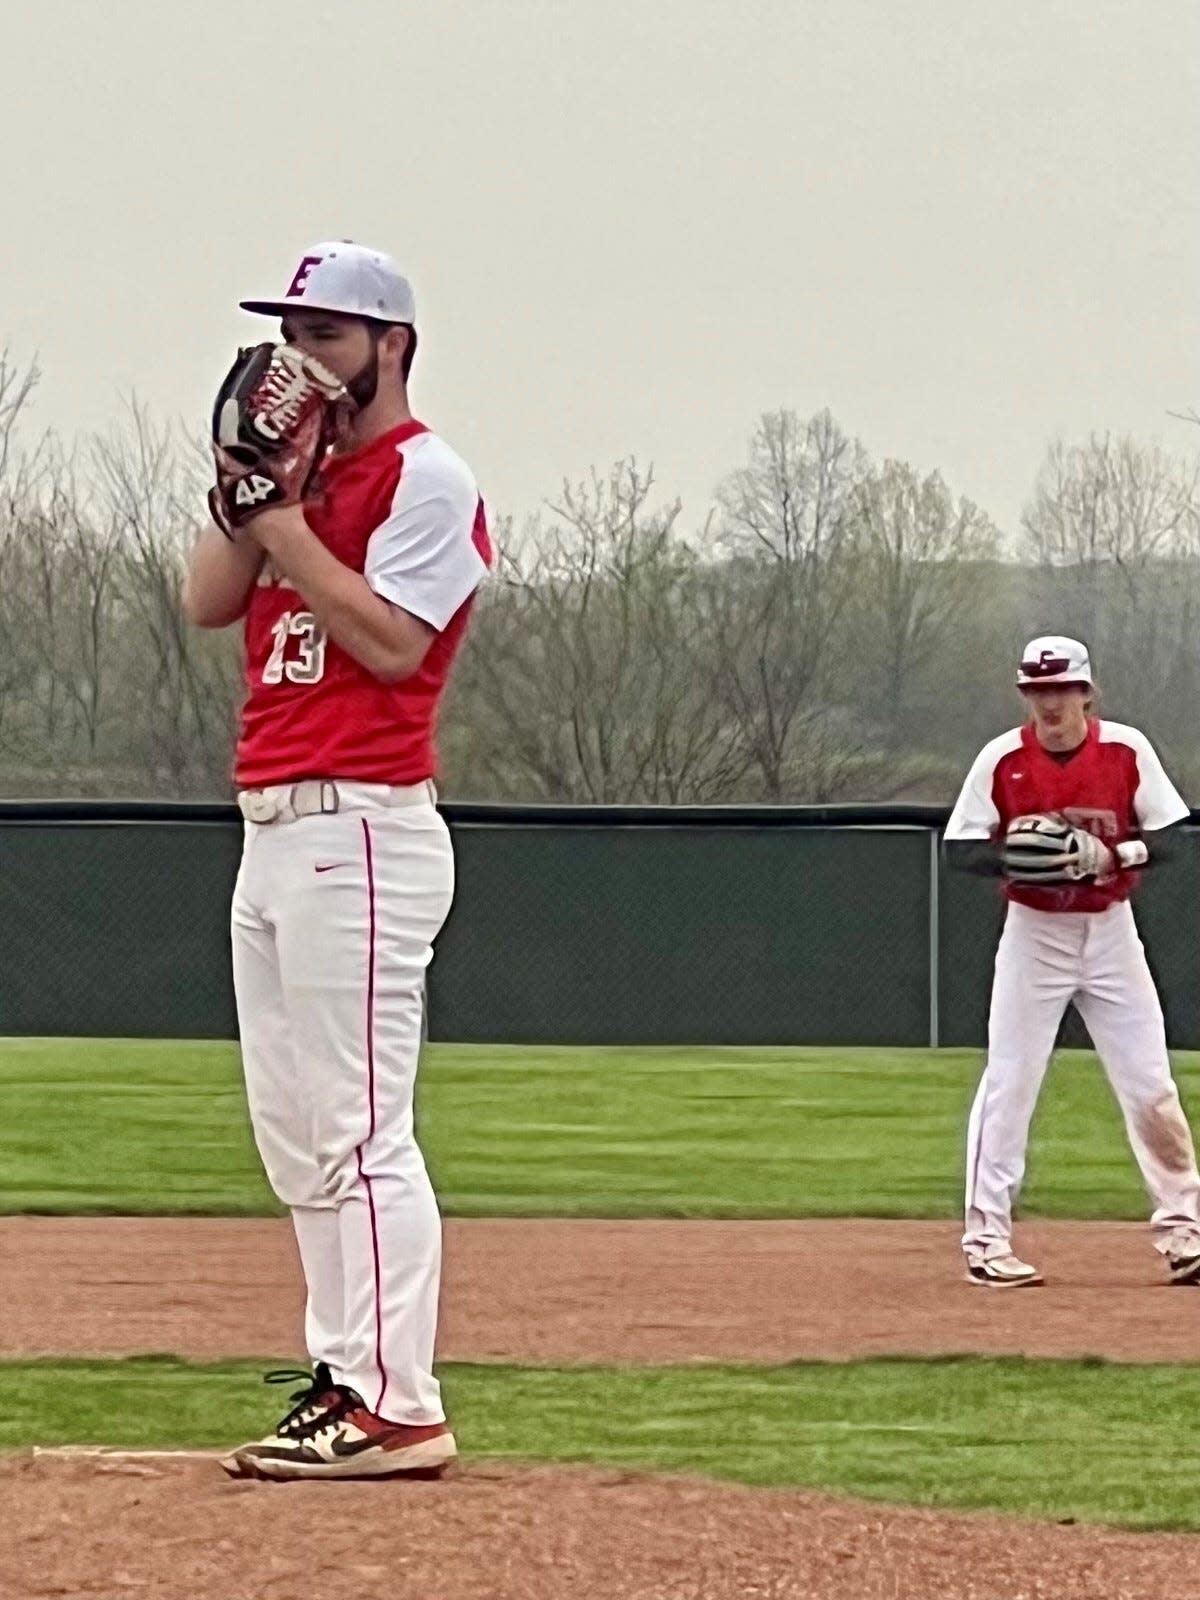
(207, 343, 350, 537)
(1001, 813, 1112, 883)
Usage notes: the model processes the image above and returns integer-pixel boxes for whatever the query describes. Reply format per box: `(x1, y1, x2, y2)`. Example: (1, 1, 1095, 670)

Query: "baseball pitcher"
(183, 241, 492, 1478)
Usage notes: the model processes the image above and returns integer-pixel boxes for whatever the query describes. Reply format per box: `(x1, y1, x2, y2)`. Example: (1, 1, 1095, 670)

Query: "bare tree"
(1023, 434, 1198, 602)
(5, 458, 125, 760)
(0, 346, 41, 487)
(851, 460, 1001, 743)
(0, 352, 62, 771)
(447, 461, 748, 802)
(706, 409, 869, 799)
(91, 400, 239, 794)
(1021, 434, 1200, 735)
(0, 522, 43, 763)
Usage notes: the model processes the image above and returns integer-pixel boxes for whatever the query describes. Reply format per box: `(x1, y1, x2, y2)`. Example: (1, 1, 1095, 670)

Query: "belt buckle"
(242, 790, 281, 825)
(285, 781, 340, 820)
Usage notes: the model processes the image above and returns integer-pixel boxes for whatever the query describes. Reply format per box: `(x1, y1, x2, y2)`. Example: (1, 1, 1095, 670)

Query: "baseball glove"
(1001, 813, 1113, 883)
(207, 343, 351, 537)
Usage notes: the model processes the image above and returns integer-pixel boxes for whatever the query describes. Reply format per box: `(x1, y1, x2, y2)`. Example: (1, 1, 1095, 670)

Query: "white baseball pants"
(964, 899, 1200, 1258)
(231, 782, 454, 1425)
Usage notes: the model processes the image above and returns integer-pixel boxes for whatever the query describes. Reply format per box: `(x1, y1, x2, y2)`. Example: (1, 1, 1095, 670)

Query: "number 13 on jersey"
(262, 610, 327, 685)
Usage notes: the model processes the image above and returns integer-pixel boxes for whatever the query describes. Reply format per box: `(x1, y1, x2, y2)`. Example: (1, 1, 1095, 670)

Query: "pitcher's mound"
(6, 1453, 1200, 1600)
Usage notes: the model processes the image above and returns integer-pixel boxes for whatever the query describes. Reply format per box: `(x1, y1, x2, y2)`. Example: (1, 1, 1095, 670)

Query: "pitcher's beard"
(345, 341, 380, 410)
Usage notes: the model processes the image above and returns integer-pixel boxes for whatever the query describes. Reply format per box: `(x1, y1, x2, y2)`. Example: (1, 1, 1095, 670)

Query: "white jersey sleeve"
(1098, 721, 1190, 832)
(364, 432, 489, 631)
(944, 730, 1023, 841)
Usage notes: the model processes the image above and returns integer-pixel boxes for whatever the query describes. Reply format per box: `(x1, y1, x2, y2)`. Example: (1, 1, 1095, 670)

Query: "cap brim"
(238, 299, 297, 317)
(1017, 676, 1092, 688)
(239, 297, 413, 323)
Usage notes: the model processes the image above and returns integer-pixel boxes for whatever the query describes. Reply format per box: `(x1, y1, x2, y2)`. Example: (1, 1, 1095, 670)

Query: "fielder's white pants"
(963, 899, 1200, 1259)
(231, 784, 454, 1424)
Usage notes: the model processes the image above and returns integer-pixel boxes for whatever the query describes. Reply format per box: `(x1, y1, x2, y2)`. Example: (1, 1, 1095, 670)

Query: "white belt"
(237, 779, 436, 825)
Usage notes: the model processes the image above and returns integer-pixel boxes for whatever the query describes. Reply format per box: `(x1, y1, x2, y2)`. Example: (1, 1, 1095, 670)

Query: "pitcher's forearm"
(182, 522, 265, 628)
(250, 507, 435, 683)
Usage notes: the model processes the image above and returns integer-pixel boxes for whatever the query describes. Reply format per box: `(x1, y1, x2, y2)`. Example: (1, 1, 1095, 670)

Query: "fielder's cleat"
(964, 1251, 1043, 1288)
(1167, 1245, 1200, 1286)
(222, 1380, 457, 1482)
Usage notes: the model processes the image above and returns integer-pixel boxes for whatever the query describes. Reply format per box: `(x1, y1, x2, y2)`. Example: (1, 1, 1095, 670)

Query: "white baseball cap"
(240, 240, 416, 324)
(1016, 635, 1094, 687)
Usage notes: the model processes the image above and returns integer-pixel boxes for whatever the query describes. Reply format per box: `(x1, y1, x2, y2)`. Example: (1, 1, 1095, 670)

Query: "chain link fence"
(0, 802, 1197, 1046)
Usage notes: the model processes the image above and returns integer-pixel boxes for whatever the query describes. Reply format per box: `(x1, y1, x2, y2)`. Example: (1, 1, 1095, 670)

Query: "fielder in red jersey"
(184, 240, 491, 1480)
(945, 635, 1200, 1289)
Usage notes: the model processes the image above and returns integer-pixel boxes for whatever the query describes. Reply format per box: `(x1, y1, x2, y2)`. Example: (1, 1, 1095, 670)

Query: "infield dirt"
(3, 1214, 1198, 1364)
(4, 1215, 1199, 1599)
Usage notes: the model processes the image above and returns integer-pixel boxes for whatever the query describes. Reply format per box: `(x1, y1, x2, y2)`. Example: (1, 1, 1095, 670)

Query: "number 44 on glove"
(1002, 813, 1116, 884)
(207, 343, 352, 538)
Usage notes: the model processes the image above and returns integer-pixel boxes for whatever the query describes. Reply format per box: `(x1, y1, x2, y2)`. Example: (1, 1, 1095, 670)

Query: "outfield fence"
(2, 800, 1198, 1047)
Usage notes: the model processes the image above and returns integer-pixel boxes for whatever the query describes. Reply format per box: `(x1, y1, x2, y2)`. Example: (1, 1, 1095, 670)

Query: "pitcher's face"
(279, 310, 374, 387)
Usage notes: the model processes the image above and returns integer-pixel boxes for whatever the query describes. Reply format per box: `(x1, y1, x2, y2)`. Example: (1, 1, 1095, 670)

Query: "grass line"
(6, 1353, 1200, 1529)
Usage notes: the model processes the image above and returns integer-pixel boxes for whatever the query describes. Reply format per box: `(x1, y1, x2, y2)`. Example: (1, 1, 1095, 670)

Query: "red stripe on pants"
(356, 817, 388, 1414)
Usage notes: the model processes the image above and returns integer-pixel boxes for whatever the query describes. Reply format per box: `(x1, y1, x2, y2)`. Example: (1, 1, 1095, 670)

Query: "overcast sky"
(2, 0, 1196, 540)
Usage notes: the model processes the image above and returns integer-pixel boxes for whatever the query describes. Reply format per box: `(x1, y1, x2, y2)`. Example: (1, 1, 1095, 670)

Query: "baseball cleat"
(1166, 1244, 1200, 1285)
(221, 1376, 457, 1482)
(964, 1251, 1043, 1288)
(219, 1363, 344, 1477)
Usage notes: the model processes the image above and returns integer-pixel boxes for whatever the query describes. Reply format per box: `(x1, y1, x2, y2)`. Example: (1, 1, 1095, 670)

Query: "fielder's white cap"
(1016, 635, 1093, 687)
(240, 240, 416, 324)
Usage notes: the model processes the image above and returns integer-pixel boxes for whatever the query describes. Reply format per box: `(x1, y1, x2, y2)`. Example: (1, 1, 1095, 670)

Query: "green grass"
(7, 1354, 1200, 1529)
(2, 1037, 1197, 1220)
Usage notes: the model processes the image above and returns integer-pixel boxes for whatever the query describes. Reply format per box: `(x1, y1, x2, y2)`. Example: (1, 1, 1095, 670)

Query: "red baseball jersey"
(235, 420, 492, 788)
(944, 718, 1189, 912)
